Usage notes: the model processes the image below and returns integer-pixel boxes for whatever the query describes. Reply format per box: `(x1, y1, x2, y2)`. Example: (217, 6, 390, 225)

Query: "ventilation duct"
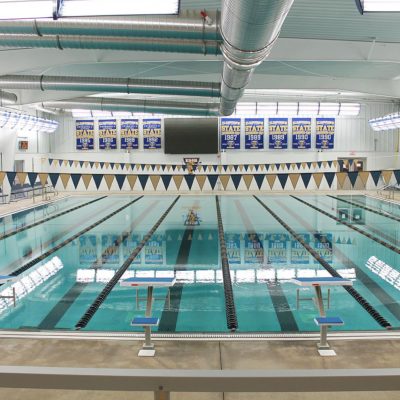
(42, 97, 219, 117)
(0, 90, 17, 105)
(0, 14, 221, 41)
(219, 0, 295, 115)
(0, 75, 221, 98)
(0, 34, 221, 55)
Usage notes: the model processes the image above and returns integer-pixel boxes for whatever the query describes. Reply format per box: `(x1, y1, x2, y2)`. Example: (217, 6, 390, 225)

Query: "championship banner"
(245, 118, 264, 149)
(79, 235, 97, 263)
(225, 233, 241, 264)
(123, 233, 142, 264)
(76, 120, 94, 150)
(102, 234, 119, 264)
(143, 119, 162, 149)
(120, 119, 139, 150)
(145, 234, 164, 264)
(244, 233, 264, 264)
(314, 233, 333, 263)
(316, 118, 335, 149)
(267, 233, 288, 263)
(291, 234, 310, 264)
(220, 118, 241, 150)
(269, 118, 288, 149)
(98, 119, 117, 150)
(292, 118, 311, 149)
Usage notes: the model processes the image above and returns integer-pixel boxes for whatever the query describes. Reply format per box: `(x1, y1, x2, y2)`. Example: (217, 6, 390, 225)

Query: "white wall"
(0, 126, 17, 197)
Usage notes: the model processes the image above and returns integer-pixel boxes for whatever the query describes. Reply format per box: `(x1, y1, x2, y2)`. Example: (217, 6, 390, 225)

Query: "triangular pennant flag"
(243, 175, 253, 190)
(82, 174, 92, 189)
(382, 170, 393, 185)
(349, 160, 354, 167)
(127, 175, 137, 190)
(370, 171, 381, 187)
(324, 172, 335, 188)
(38, 173, 48, 186)
(359, 171, 369, 186)
(248, 165, 255, 172)
(231, 175, 242, 190)
(138, 175, 149, 190)
(84, 161, 89, 168)
(184, 175, 195, 190)
(145, 164, 151, 171)
(207, 165, 213, 172)
(104, 162, 110, 169)
(103, 175, 114, 190)
(208, 175, 219, 190)
(312, 162, 317, 169)
(49, 158, 53, 165)
(322, 161, 328, 168)
(115, 163, 120, 170)
(99, 162, 105, 169)
(48, 173, 59, 188)
(301, 162, 307, 169)
(333, 160, 338, 168)
(238, 165, 244, 172)
(73, 160, 79, 168)
(70, 174, 81, 189)
(218, 165, 223, 173)
(196, 175, 207, 190)
(228, 165, 233, 172)
(313, 173, 324, 188)
(63, 160, 68, 167)
(266, 174, 276, 189)
(233, 165, 239, 172)
(173, 175, 183, 190)
(161, 175, 172, 190)
(306, 162, 312, 169)
(277, 174, 288, 189)
(93, 162, 98, 169)
(150, 175, 161, 190)
(92, 174, 102, 190)
(253, 174, 265, 189)
(289, 173, 300, 189)
(336, 172, 348, 189)
(161, 165, 166, 171)
(338, 160, 344, 170)
(16, 172, 27, 185)
(59, 160, 63, 167)
(115, 174, 126, 190)
(265, 164, 270, 172)
(69, 160, 74, 167)
(79, 161, 84, 168)
(348, 171, 359, 187)
(275, 164, 280, 170)
(317, 161, 322, 168)
(296, 163, 301, 170)
(109, 163, 115, 170)
(171, 165, 177, 171)
(219, 175, 230, 190)
(285, 163, 291, 170)
(394, 170, 400, 184)
(27, 172, 38, 187)
(300, 173, 312, 189)
(156, 165, 161, 172)
(6, 172, 16, 186)
(327, 161, 333, 168)
(243, 164, 249, 171)
(212, 165, 218, 172)
(150, 164, 156, 171)
(60, 173, 70, 189)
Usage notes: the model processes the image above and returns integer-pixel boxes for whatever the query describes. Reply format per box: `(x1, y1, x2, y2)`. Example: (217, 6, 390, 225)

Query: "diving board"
(121, 276, 176, 357)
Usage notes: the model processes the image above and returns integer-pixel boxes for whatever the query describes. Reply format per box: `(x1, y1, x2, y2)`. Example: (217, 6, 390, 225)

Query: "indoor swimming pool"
(0, 194, 399, 334)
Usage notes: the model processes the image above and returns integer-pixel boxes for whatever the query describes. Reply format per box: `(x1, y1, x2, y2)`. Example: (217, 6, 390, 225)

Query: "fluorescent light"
(339, 103, 361, 116)
(361, 0, 400, 12)
(92, 110, 112, 118)
(319, 102, 340, 116)
(61, 0, 180, 17)
(298, 102, 319, 115)
(257, 102, 278, 115)
(235, 102, 257, 115)
(0, 107, 58, 132)
(0, 0, 53, 20)
(369, 112, 400, 131)
(278, 102, 298, 115)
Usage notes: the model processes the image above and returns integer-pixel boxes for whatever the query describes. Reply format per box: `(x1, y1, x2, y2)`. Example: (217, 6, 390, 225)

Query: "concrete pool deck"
(0, 336, 399, 399)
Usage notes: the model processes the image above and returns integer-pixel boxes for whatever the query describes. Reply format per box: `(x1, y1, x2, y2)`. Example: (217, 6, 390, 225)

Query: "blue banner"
(292, 118, 311, 149)
(221, 118, 241, 150)
(143, 119, 162, 149)
(316, 118, 335, 149)
(76, 120, 94, 150)
(79, 235, 97, 264)
(145, 234, 164, 264)
(121, 119, 139, 150)
(244, 233, 264, 264)
(99, 119, 117, 150)
(314, 233, 333, 263)
(123, 233, 142, 264)
(245, 118, 264, 149)
(291, 234, 310, 264)
(225, 233, 241, 264)
(267, 233, 288, 263)
(102, 234, 119, 264)
(269, 118, 288, 149)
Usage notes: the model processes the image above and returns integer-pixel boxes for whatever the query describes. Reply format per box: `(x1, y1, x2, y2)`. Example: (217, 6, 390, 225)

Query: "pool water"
(0, 194, 399, 333)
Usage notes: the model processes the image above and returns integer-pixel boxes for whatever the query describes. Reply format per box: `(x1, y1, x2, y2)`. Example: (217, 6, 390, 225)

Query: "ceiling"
(1, 0, 400, 109)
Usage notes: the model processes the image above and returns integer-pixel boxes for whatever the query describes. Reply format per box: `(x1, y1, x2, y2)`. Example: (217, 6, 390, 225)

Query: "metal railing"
(377, 184, 399, 200)
(9, 184, 58, 203)
(0, 366, 399, 399)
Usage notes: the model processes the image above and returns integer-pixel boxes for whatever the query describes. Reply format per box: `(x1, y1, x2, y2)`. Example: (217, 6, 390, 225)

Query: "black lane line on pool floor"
(0, 196, 107, 241)
(327, 195, 400, 223)
(75, 196, 180, 330)
(234, 199, 299, 332)
(253, 196, 392, 329)
(38, 198, 158, 330)
(216, 195, 238, 331)
(7, 197, 143, 280)
(277, 200, 400, 323)
(291, 196, 400, 256)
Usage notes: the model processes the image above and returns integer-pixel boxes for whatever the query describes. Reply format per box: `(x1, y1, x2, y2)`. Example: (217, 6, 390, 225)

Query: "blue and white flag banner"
(120, 119, 139, 150)
(267, 233, 288, 263)
(316, 118, 335, 149)
(245, 118, 264, 149)
(143, 119, 162, 149)
(269, 118, 288, 149)
(244, 233, 264, 264)
(291, 233, 310, 264)
(225, 233, 241, 264)
(99, 119, 117, 150)
(75, 120, 94, 150)
(292, 118, 311, 149)
(220, 118, 241, 150)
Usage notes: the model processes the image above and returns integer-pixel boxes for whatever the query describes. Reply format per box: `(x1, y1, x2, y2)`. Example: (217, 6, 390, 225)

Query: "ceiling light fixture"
(356, 0, 400, 14)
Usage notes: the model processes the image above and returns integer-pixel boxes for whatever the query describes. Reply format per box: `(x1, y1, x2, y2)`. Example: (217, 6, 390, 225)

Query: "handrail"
(0, 366, 399, 394)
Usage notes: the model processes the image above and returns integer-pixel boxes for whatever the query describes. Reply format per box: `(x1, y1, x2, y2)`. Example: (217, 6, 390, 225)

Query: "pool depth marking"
(234, 199, 299, 332)
(0, 196, 107, 241)
(327, 195, 400, 223)
(7, 197, 143, 280)
(276, 199, 400, 323)
(37, 199, 159, 330)
(253, 196, 392, 329)
(216, 196, 238, 331)
(291, 196, 400, 255)
(75, 196, 180, 330)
